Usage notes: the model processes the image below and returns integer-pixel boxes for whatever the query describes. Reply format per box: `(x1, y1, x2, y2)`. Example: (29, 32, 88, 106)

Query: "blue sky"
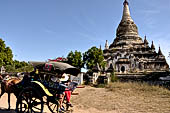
(0, 0, 170, 64)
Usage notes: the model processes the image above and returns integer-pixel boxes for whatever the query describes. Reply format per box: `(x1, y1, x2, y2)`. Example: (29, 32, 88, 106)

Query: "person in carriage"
(54, 72, 77, 112)
(60, 74, 74, 108)
(29, 61, 79, 112)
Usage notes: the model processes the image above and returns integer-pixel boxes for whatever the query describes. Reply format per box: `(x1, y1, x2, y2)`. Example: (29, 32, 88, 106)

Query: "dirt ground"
(0, 86, 117, 113)
(0, 84, 170, 113)
(71, 86, 118, 113)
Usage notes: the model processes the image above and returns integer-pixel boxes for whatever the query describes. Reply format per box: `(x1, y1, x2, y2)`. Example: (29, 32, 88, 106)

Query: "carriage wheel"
(47, 96, 60, 113)
(16, 87, 44, 113)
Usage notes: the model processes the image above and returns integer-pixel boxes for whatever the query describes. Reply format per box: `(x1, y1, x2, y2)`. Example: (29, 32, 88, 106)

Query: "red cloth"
(65, 90, 71, 102)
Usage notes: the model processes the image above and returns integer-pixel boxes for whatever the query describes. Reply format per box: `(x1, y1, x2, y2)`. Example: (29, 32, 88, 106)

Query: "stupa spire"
(158, 46, 163, 55)
(99, 45, 102, 50)
(144, 35, 149, 45)
(151, 41, 155, 50)
(124, 0, 129, 5)
(105, 40, 109, 49)
(116, 0, 138, 37)
(122, 0, 133, 22)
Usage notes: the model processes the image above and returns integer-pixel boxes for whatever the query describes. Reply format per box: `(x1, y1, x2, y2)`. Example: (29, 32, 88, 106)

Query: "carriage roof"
(29, 61, 80, 76)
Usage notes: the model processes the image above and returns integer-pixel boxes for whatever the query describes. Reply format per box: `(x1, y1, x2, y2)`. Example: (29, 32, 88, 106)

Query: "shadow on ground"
(0, 108, 49, 113)
(0, 108, 16, 113)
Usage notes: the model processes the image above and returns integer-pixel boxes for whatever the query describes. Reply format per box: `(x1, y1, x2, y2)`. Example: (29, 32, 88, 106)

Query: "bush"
(5, 64, 33, 73)
(111, 71, 118, 82)
(93, 83, 107, 88)
(5, 65, 15, 72)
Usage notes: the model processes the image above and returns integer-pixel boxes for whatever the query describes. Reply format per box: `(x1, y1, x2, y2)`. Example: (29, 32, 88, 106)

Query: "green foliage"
(5, 61, 33, 73)
(5, 65, 16, 72)
(0, 38, 13, 66)
(111, 71, 118, 82)
(0, 38, 33, 72)
(83, 46, 105, 70)
(16, 65, 34, 72)
(67, 50, 84, 69)
(13, 60, 28, 69)
(94, 83, 107, 88)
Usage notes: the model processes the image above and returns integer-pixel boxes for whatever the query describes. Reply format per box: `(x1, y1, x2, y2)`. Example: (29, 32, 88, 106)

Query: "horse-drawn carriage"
(15, 61, 80, 113)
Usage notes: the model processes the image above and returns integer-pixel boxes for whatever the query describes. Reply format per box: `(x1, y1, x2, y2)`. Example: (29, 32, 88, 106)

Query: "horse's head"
(2, 75, 11, 82)
(17, 72, 25, 79)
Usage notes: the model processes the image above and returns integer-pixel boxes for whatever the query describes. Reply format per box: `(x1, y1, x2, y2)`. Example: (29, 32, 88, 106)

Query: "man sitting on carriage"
(29, 61, 79, 112)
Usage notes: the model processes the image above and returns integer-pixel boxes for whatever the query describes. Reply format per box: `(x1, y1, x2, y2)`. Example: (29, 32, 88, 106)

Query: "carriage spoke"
(17, 99, 28, 112)
(52, 104, 57, 111)
(16, 87, 44, 113)
(21, 96, 27, 101)
(49, 103, 54, 107)
(31, 97, 36, 102)
(33, 106, 42, 111)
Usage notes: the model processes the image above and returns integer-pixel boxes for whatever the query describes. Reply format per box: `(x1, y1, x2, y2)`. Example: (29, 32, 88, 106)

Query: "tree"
(0, 38, 13, 66)
(5, 65, 15, 72)
(4, 47, 13, 65)
(0, 38, 33, 72)
(67, 50, 84, 69)
(7, 60, 33, 72)
(13, 60, 29, 69)
(83, 46, 105, 70)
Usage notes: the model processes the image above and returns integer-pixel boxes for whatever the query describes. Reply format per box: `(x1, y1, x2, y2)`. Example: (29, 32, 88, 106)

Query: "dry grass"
(107, 82, 170, 95)
(106, 82, 170, 113)
(72, 82, 170, 113)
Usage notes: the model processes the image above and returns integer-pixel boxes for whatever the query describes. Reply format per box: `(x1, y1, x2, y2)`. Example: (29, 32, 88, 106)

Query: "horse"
(0, 75, 22, 110)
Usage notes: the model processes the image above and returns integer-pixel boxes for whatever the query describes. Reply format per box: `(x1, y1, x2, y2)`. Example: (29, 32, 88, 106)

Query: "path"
(0, 86, 118, 113)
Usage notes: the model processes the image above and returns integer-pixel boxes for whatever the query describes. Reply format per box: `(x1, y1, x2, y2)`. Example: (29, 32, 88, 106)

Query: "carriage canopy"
(29, 61, 80, 76)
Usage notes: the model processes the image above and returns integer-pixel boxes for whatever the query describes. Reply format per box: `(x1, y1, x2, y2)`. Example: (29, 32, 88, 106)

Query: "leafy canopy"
(0, 38, 33, 72)
(67, 50, 84, 69)
(83, 46, 105, 70)
(0, 38, 13, 66)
